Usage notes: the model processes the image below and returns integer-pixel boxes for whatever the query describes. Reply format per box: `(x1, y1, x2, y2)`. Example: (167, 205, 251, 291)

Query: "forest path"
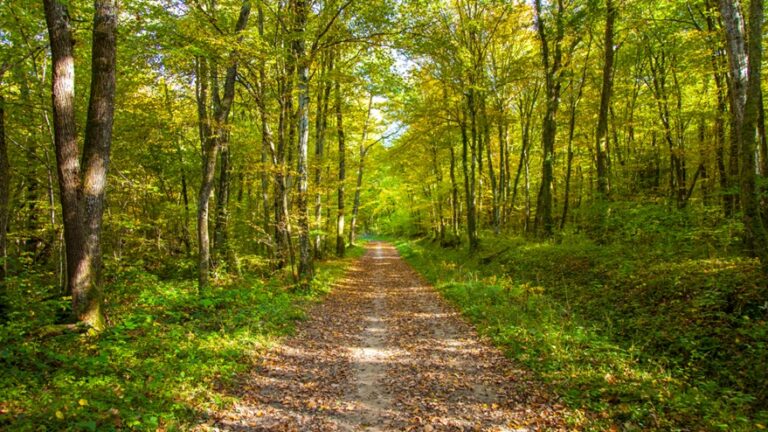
(202, 242, 568, 431)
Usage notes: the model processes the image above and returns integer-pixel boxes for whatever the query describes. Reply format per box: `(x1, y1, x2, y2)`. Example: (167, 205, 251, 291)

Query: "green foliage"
(0, 251, 360, 431)
(396, 210, 768, 431)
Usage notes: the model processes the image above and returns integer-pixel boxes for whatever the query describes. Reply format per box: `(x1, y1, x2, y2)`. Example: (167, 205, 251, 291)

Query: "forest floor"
(199, 242, 571, 431)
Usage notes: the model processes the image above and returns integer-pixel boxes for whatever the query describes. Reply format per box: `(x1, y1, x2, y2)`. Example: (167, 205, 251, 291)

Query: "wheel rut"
(200, 242, 570, 431)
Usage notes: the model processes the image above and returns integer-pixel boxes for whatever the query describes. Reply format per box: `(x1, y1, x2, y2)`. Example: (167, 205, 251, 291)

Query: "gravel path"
(202, 242, 570, 431)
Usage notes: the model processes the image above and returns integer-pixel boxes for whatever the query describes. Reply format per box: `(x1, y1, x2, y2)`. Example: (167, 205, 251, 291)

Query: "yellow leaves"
(55, 410, 65, 420)
(757, 424, 766, 430)
(78, 399, 89, 406)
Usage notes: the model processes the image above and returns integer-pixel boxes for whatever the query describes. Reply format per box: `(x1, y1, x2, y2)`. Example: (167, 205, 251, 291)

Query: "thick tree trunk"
(335, 78, 346, 257)
(44, 0, 116, 330)
(79, 0, 117, 328)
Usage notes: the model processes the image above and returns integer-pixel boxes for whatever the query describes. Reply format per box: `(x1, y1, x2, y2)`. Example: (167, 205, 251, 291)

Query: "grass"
(0, 245, 365, 431)
(396, 235, 768, 431)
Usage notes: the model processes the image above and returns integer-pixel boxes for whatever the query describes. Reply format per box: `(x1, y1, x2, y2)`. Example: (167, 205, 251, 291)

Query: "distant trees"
(382, 0, 768, 269)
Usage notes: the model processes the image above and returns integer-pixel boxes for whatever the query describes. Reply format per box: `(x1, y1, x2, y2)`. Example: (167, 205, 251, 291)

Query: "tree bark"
(720, 0, 768, 264)
(706, 1, 732, 215)
(449, 145, 459, 237)
(314, 52, 332, 257)
(335, 76, 346, 257)
(460, 105, 478, 250)
(481, 96, 499, 235)
(44, 0, 116, 330)
(595, 0, 615, 198)
(196, 1, 250, 290)
(294, 0, 313, 285)
(0, 74, 9, 317)
(534, 0, 563, 237)
(349, 93, 373, 246)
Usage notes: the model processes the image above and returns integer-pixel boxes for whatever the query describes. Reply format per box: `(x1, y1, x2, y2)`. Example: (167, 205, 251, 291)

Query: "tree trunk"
(720, 0, 768, 264)
(481, 96, 499, 235)
(349, 93, 373, 246)
(44, 0, 116, 330)
(0, 76, 9, 317)
(534, 0, 563, 237)
(294, 0, 313, 285)
(314, 52, 332, 257)
(164, 84, 191, 256)
(197, 1, 250, 289)
(460, 105, 478, 250)
(257, 4, 274, 259)
(449, 145, 459, 237)
(213, 139, 231, 269)
(707, 2, 731, 215)
(335, 77, 346, 257)
(79, 0, 117, 327)
(595, 0, 615, 198)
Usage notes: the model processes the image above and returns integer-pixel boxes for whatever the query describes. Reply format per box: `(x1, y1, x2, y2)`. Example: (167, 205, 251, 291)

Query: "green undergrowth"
(396, 235, 768, 431)
(0, 245, 364, 431)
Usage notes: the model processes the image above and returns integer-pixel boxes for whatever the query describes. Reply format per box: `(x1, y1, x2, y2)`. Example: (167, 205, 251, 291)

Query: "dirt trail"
(202, 242, 569, 431)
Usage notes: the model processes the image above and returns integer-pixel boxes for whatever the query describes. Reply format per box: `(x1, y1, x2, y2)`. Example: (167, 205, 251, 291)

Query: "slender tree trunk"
(759, 90, 768, 177)
(195, 57, 215, 290)
(497, 107, 507, 229)
(195, 0, 249, 290)
(720, 0, 768, 264)
(214, 139, 231, 268)
(595, 0, 615, 198)
(164, 84, 191, 256)
(449, 145, 460, 237)
(349, 93, 373, 246)
(314, 52, 332, 257)
(460, 106, 478, 250)
(431, 144, 445, 244)
(511, 104, 532, 210)
(294, 0, 313, 285)
(534, 0, 563, 237)
(275, 33, 295, 272)
(707, 3, 731, 215)
(257, 4, 274, 258)
(0, 76, 9, 317)
(562, 106, 576, 230)
(481, 96, 499, 235)
(335, 77, 346, 257)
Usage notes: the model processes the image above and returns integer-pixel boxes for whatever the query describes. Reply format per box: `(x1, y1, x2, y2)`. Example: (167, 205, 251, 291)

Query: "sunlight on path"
(199, 242, 570, 431)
